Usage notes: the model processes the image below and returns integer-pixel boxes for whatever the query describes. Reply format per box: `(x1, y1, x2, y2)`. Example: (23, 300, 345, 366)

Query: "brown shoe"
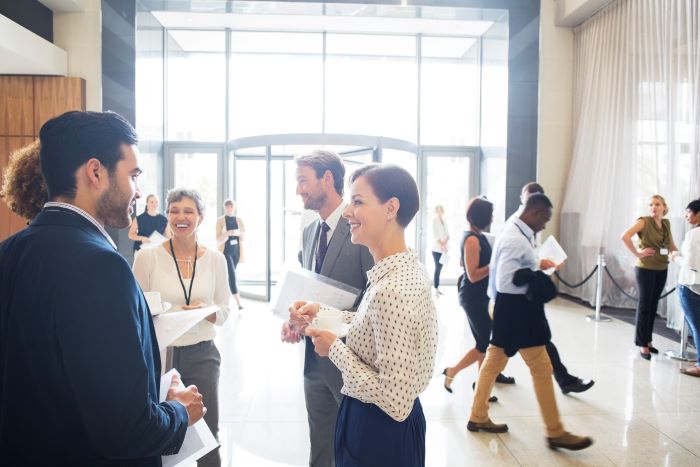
(680, 366, 700, 377)
(547, 432, 593, 451)
(467, 419, 508, 433)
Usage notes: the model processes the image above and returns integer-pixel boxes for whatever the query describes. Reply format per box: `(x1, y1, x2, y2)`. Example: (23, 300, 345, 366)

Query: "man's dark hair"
(350, 164, 419, 228)
(466, 197, 493, 230)
(39, 111, 138, 200)
(524, 193, 553, 212)
(522, 182, 545, 195)
(295, 150, 345, 196)
(687, 199, 700, 215)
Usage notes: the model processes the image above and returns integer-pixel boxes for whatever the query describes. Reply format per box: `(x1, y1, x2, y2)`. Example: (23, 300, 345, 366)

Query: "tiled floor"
(209, 289, 700, 466)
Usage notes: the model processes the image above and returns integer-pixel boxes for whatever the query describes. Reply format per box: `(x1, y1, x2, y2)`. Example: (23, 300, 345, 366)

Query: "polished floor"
(208, 289, 700, 466)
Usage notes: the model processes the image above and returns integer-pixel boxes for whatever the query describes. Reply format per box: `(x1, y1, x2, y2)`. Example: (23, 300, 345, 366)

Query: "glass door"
(233, 150, 269, 300)
(164, 144, 225, 250)
(422, 148, 479, 284)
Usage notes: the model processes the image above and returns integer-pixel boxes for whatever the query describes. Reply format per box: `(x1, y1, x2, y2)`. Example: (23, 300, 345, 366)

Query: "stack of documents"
(271, 267, 361, 320)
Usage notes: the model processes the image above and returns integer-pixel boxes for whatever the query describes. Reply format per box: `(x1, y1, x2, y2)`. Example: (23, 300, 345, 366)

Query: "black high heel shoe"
(640, 350, 651, 360)
(648, 345, 659, 354)
(442, 368, 454, 393)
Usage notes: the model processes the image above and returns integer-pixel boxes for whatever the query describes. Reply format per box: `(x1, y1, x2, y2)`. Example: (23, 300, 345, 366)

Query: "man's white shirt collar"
(44, 202, 117, 250)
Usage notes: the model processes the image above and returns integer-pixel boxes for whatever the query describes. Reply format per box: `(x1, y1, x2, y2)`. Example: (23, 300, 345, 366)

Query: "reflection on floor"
(210, 289, 700, 466)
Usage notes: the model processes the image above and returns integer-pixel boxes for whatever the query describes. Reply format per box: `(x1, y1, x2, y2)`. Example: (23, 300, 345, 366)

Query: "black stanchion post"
(587, 253, 612, 322)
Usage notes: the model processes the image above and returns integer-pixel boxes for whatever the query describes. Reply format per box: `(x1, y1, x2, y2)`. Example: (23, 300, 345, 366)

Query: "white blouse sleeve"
(212, 252, 231, 326)
(132, 248, 154, 291)
(328, 286, 421, 422)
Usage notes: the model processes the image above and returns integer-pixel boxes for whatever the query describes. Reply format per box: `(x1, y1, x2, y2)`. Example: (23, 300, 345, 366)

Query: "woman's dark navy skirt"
(335, 396, 426, 467)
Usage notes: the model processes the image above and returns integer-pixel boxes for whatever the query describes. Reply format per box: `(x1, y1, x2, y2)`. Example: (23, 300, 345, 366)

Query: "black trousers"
(546, 341, 577, 387)
(223, 246, 240, 294)
(634, 267, 668, 346)
(432, 251, 443, 289)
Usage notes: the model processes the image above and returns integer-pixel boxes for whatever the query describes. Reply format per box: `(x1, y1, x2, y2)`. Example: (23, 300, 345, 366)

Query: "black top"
(134, 212, 168, 251)
(458, 231, 491, 297)
(223, 216, 240, 253)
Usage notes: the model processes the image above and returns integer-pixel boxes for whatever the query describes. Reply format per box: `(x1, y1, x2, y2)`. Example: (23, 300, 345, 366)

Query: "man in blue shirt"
(0, 111, 204, 465)
(468, 194, 593, 451)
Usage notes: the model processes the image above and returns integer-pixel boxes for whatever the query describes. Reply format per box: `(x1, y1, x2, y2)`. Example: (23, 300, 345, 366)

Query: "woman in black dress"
(442, 197, 514, 397)
(128, 194, 169, 251)
(216, 199, 245, 310)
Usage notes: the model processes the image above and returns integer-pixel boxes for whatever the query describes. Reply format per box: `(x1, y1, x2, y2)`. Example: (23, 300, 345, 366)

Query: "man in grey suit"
(281, 150, 373, 467)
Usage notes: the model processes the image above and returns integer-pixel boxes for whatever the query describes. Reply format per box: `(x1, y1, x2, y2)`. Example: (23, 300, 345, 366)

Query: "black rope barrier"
(603, 265, 676, 301)
(555, 265, 598, 289)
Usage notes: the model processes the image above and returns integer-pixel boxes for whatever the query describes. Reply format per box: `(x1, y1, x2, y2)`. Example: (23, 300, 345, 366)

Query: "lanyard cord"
(169, 238, 198, 306)
(514, 223, 535, 247)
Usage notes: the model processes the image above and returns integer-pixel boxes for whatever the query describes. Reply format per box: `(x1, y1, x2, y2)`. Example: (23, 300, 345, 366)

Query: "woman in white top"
(431, 205, 449, 295)
(678, 199, 700, 377)
(133, 188, 230, 467)
(294, 164, 438, 467)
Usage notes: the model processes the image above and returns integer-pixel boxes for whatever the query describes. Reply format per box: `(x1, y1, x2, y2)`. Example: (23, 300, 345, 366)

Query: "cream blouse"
(325, 251, 438, 422)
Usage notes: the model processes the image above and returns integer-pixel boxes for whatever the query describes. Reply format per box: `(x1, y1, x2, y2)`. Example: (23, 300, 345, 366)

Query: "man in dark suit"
(281, 150, 373, 467)
(0, 111, 205, 466)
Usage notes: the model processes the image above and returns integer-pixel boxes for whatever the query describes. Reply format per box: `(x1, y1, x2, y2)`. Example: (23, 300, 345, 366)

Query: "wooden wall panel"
(33, 77, 86, 134)
(0, 136, 35, 241)
(0, 77, 35, 136)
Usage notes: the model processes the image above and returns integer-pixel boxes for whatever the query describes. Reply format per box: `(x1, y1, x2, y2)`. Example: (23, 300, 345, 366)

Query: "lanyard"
(169, 238, 198, 306)
(514, 223, 535, 247)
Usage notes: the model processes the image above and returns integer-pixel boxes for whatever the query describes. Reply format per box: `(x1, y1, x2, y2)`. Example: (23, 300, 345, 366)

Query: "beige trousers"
(469, 344, 565, 438)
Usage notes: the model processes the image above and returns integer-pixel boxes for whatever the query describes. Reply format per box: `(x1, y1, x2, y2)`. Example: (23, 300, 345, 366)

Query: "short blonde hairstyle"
(650, 194, 669, 216)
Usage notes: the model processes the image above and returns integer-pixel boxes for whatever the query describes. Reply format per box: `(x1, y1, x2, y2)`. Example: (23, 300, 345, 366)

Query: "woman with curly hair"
(1, 140, 48, 221)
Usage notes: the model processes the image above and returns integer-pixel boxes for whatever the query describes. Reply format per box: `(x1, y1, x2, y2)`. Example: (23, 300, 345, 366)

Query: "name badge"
(659, 248, 669, 256)
(229, 239, 238, 246)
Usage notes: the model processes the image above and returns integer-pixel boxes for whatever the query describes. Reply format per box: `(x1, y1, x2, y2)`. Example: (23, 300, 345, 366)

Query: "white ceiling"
(153, 11, 494, 38)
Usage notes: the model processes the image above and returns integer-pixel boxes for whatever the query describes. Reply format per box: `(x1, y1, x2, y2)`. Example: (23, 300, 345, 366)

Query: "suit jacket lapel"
(320, 218, 349, 276)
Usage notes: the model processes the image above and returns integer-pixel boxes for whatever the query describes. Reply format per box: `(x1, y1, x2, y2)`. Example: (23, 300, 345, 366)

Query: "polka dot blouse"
(325, 251, 438, 422)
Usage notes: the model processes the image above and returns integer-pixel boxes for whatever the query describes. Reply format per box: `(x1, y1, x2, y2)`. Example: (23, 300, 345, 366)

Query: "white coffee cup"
(144, 291, 163, 315)
(313, 309, 343, 333)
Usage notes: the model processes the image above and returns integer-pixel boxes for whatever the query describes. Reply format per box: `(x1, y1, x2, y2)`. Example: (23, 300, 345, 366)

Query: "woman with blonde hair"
(621, 195, 677, 360)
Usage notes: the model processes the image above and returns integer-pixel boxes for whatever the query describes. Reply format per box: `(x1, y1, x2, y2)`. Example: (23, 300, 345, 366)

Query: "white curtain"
(560, 0, 700, 330)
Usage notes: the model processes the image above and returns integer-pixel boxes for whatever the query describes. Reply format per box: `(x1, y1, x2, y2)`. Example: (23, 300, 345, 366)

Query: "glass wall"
(325, 34, 417, 141)
(135, 6, 510, 291)
(420, 36, 480, 145)
(229, 32, 323, 138)
(166, 30, 226, 141)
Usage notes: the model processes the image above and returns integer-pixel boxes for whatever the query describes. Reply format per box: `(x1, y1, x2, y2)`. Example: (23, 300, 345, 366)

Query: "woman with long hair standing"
(292, 164, 437, 467)
(128, 194, 170, 251)
(431, 205, 449, 295)
(621, 195, 677, 360)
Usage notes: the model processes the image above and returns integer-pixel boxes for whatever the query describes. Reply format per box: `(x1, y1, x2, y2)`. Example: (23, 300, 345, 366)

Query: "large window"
(229, 32, 323, 138)
(325, 34, 417, 141)
(420, 36, 480, 145)
(166, 30, 226, 141)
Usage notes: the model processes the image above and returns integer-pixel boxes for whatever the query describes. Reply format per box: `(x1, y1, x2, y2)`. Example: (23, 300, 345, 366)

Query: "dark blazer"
(300, 216, 374, 374)
(0, 207, 188, 466)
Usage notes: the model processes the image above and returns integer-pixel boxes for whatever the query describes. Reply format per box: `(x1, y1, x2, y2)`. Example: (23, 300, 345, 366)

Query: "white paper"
(271, 267, 360, 320)
(159, 369, 219, 467)
(142, 230, 167, 248)
(152, 306, 218, 351)
(439, 252, 449, 265)
(537, 235, 568, 275)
